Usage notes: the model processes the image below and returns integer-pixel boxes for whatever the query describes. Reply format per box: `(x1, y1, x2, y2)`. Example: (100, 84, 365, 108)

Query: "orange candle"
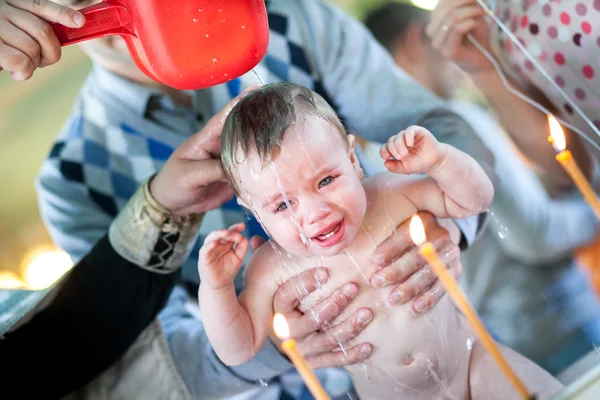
(273, 314, 331, 400)
(409, 215, 532, 400)
(548, 115, 600, 219)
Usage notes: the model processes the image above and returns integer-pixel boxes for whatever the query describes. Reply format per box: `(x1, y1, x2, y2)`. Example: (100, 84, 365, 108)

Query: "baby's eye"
(275, 202, 289, 213)
(319, 176, 335, 187)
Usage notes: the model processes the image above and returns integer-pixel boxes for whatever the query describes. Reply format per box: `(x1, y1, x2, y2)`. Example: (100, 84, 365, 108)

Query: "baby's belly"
(334, 284, 474, 399)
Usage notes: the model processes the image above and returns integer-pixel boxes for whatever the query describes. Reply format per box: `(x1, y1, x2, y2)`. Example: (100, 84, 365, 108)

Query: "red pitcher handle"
(51, 0, 134, 46)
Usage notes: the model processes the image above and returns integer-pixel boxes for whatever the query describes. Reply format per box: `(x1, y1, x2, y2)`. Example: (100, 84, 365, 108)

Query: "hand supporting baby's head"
(220, 83, 367, 257)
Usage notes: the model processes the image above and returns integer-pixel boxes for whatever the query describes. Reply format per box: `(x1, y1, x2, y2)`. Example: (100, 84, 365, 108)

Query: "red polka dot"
(554, 52, 565, 65)
(521, 16, 529, 28)
(560, 12, 571, 25)
(540, 51, 548, 61)
(583, 65, 595, 79)
(525, 60, 534, 71)
(582, 22, 592, 34)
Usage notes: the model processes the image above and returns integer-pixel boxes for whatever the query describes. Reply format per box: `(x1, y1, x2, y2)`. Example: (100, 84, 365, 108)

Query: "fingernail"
(357, 309, 372, 324)
(389, 291, 405, 305)
(342, 284, 358, 297)
(315, 269, 328, 283)
(371, 275, 386, 288)
(415, 298, 428, 313)
(360, 345, 371, 354)
(373, 254, 385, 266)
(74, 13, 85, 27)
(14, 73, 25, 81)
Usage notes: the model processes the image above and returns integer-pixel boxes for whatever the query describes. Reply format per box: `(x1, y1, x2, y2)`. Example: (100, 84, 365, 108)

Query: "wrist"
(199, 280, 237, 294)
(109, 178, 205, 272)
(148, 173, 179, 215)
(428, 144, 451, 176)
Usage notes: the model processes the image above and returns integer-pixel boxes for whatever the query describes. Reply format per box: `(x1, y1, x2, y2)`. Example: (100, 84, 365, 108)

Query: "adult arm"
(427, 0, 592, 183)
(0, 180, 193, 399)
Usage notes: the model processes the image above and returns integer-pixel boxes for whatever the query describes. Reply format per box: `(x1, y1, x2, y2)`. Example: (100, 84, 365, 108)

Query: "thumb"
(18, 0, 85, 28)
(384, 160, 409, 175)
(180, 158, 229, 187)
(234, 238, 249, 262)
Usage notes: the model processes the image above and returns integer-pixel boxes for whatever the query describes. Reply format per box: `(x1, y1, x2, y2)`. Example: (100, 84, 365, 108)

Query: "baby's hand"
(198, 223, 248, 290)
(380, 126, 447, 175)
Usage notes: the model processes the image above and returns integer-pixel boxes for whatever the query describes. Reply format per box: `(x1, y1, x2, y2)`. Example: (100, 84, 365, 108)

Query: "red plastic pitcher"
(51, 0, 269, 90)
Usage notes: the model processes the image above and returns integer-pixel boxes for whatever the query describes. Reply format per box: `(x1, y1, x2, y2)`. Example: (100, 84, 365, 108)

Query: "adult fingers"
(386, 227, 456, 305)
(0, 20, 39, 74)
(289, 283, 359, 338)
(296, 307, 372, 356)
(371, 246, 425, 289)
(8, 0, 85, 28)
(427, 0, 476, 39)
(411, 259, 462, 313)
(182, 84, 262, 158)
(8, 8, 61, 67)
(306, 343, 372, 370)
(0, 42, 34, 79)
(273, 268, 329, 314)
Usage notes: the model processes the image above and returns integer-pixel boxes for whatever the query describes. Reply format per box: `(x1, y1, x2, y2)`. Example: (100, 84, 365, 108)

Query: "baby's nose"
(306, 202, 333, 225)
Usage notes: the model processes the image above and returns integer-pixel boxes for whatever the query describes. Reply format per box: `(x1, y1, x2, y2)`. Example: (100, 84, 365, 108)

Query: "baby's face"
(236, 117, 367, 257)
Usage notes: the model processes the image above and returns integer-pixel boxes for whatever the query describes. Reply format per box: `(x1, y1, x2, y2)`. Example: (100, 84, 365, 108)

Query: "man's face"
(54, 0, 155, 85)
(236, 117, 367, 258)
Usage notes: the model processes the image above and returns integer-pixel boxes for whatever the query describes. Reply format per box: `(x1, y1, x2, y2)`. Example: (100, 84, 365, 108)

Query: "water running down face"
(235, 116, 367, 258)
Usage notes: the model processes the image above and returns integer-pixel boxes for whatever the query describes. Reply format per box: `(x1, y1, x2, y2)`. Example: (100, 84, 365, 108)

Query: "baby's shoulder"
(245, 240, 278, 274)
(362, 172, 424, 197)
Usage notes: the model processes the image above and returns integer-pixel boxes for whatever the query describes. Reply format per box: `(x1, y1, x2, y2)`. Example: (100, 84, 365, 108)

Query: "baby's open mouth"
(315, 224, 340, 241)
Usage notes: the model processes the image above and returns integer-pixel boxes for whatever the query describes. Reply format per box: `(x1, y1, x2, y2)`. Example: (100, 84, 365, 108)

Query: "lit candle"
(409, 215, 532, 400)
(273, 314, 331, 400)
(548, 115, 600, 219)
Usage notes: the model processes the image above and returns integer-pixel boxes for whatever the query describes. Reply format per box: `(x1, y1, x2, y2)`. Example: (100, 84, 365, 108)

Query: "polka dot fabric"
(492, 0, 600, 134)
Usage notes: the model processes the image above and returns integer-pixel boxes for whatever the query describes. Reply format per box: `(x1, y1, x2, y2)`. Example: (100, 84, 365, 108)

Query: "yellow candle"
(409, 216, 532, 400)
(548, 115, 600, 219)
(556, 150, 600, 219)
(273, 314, 331, 400)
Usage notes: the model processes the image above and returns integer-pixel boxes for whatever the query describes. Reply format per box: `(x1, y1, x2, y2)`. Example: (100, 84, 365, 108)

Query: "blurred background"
(0, 0, 438, 289)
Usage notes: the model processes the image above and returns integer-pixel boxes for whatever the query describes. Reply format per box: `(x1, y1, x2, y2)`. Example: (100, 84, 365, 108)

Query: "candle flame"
(409, 215, 427, 246)
(548, 115, 566, 152)
(273, 313, 290, 339)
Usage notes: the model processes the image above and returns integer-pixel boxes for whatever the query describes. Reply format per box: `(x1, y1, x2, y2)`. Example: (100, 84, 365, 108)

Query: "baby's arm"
(380, 126, 494, 218)
(198, 224, 279, 366)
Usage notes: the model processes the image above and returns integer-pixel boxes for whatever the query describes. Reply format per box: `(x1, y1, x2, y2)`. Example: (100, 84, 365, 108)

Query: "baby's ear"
(347, 134, 356, 152)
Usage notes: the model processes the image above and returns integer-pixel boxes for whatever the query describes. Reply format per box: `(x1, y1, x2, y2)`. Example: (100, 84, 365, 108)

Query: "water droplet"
(205, 33, 211, 38)
(218, 7, 223, 13)
(258, 379, 268, 388)
(220, 18, 226, 23)
(193, 18, 198, 23)
(212, 57, 218, 63)
(223, 73, 229, 77)
(198, 7, 204, 12)
(241, 24, 247, 29)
